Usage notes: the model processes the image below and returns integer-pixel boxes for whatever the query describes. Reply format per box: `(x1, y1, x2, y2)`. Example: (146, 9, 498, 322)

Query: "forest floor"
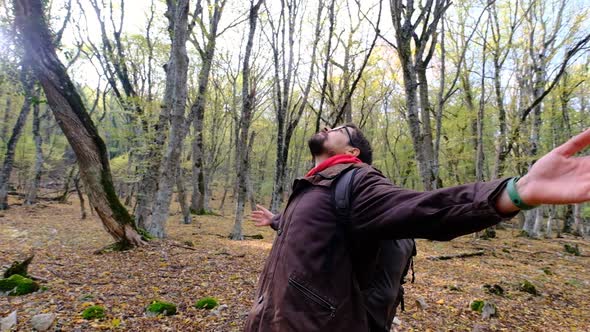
(1, 195, 590, 332)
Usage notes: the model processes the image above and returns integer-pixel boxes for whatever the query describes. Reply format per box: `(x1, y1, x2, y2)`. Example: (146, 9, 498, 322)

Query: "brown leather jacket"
(245, 163, 513, 331)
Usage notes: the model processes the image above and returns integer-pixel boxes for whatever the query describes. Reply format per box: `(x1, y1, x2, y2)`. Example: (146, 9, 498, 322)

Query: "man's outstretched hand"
(496, 128, 590, 213)
(251, 204, 275, 227)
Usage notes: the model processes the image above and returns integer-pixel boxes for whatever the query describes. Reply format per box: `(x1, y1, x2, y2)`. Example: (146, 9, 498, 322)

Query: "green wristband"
(506, 176, 537, 210)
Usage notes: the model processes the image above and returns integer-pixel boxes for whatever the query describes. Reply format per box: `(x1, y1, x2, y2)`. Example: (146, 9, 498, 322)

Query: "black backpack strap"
(332, 167, 360, 218)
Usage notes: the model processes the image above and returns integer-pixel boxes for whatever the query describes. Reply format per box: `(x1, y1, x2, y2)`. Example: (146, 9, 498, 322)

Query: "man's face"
(308, 126, 358, 163)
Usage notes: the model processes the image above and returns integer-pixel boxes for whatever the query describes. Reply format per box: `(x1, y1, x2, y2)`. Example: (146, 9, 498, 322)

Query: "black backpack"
(332, 167, 416, 332)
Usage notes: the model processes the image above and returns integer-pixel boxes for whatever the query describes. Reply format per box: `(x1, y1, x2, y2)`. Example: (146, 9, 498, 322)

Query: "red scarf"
(306, 154, 362, 177)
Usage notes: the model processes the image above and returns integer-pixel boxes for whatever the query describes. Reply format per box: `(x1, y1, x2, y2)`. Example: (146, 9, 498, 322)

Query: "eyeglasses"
(328, 125, 356, 148)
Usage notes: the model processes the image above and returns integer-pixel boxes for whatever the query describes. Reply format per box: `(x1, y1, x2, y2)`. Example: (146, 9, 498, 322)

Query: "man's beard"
(308, 132, 330, 158)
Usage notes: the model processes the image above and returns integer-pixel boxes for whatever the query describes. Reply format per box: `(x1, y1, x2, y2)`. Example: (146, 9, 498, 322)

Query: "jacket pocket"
(288, 276, 336, 318)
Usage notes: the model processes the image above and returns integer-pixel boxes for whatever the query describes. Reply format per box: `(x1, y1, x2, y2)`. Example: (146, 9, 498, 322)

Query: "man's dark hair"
(345, 123, 372, 165)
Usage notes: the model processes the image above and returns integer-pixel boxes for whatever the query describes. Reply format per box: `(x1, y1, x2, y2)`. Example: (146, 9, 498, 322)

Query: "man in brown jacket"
(246, 124, 590, 331)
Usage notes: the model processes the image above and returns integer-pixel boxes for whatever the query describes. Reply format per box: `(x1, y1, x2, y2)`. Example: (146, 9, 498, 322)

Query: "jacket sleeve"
(349, 167, 517, 240)
(270, 213, 282, 231)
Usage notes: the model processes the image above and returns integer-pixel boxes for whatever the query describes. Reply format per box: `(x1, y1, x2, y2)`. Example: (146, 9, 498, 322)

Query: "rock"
(448, 284, 461, 291)
(392, 317, 402, 325)
(415, 297, 429, 310)
(481, 302, 497, 319)
(210, 304, 228, 316)
(30, 313, 56, 331)
(0, 274, 40, 295)
(518, 280, 538, 296)
(483, 284, 504, 296)
(1, 311, 17, 332)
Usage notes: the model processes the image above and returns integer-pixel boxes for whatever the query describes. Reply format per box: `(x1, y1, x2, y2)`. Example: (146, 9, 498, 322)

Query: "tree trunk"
(475, 25, 488, 182)
(522, 209, 536, 237)
(391, 0, 449, 190)
(546, 205, 555, 238)
(231, 0, 264, 240)
(176, 165, 192, 224)
(532, 208, 544, 238)
(13, 0, 145, 247)
(315, 0, 335, 133)
(246, 132, 257, 212)
(148, 0, 191, 238)
(0, 95, 11, 144)
(573, 203, 583, 236)
(218, 118, 234, 213)
(270, 0, 323, 213)
(24, 89, 44, 205)
(417, 65, 437, 188)
(134, 118, 168, 230)
(74, 175, 87, 219)
(0, 66, 34, 209)
(189, 0, 224, 215)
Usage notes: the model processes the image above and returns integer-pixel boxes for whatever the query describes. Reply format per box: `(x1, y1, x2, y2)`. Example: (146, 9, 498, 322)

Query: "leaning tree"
(13, 0, 145, 247)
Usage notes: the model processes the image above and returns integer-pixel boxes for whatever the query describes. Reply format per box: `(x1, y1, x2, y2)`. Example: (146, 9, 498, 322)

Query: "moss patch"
(0, 274, 40, 295)
(146, 300, 177, 316)
(137, 227, 154, 241)
(564, 243, 580, 256)
(518, 280, 538, 296)
(190, 208, 220, 216)
(194, 297, 219, 309)
(81, 305, 106, 320)
(471, 300, 485, 312)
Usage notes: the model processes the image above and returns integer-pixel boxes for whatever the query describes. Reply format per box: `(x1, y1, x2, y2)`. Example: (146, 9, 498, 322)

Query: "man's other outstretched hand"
(496, 128, 590, 213)
(251, 205, 275, 227)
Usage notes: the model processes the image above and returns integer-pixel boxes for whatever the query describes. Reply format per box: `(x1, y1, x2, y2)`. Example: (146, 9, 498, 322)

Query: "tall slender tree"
(231, 0, 264, 240)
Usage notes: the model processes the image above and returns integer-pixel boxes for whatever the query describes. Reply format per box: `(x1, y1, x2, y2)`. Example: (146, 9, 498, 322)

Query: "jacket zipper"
(288, 277, 336, 317)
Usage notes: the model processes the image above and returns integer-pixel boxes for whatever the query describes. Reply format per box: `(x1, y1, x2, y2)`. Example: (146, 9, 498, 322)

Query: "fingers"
(256, 204, 270, 213)
(555, 128, 590, 157)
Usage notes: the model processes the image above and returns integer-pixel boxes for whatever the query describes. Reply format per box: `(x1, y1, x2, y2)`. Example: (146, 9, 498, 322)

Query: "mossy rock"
(81, 305, 106, 320)
(564, 243, 580, 256)
(194, 297, 219, 309)
(483, 284, 504, 296)
(146, 300, 177, 316)
(3, 255, 34, 278)
(470, 300, 485, 312)
(518, 280, 538, 296)
(480, 228, 497, 240)
(0, 274, 40, 295)
(445, 284, 461, 292)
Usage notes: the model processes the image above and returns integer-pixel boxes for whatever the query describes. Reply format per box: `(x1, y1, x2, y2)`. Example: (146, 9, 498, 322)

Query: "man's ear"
(347, 147, 360, 158)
